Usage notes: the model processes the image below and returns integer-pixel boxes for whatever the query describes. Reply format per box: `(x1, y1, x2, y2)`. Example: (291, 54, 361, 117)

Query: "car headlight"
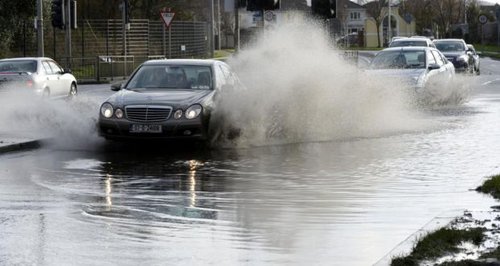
(185, 104, 202, 119)
(457, 55, 467, 62)
(100, 103, 114, 118)
(174, 109, 183, 119)
(115, 108, 124, 119)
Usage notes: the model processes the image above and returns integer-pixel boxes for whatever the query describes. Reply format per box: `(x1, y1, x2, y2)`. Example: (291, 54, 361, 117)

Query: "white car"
(389, 37, 436, 48)
(0, 57, 77, 98)
(367, 47, 455, 96)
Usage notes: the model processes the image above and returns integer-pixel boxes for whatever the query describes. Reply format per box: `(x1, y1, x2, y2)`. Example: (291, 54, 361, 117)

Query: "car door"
(431, 50, 453, 89)
(41, 60, 59, 96)
(47, 60, 70, 96)
(425, 50, 444, 89)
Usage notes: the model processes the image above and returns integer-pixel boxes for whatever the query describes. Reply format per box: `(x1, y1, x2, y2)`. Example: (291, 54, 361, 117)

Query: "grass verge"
(391, 227, 486, 266)
(476, 174, 500, 199)
(390, 174, 500, 265)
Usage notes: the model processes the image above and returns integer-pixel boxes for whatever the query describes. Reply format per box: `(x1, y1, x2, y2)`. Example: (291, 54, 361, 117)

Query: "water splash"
(0, 88, 103, 150)
(216, 14, 420, 147)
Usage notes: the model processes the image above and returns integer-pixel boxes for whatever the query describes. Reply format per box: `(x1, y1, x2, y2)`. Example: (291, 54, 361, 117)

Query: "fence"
(11, 19, 210, 82)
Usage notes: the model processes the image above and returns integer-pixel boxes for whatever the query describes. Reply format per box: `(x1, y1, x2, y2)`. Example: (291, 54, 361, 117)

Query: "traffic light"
(311, 0, 336, 19)
(124, 0, 131, 24)
(70, 0, 77, 29)
(51, 0, 65, 29)
(247, 0, 279, 11)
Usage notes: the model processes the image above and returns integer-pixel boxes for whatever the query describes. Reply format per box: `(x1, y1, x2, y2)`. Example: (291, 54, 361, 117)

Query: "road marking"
(482, 78, 500, 86)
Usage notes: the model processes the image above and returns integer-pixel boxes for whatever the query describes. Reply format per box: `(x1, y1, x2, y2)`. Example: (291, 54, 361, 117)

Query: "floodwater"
(2, 18, 500, 266)
(2, 81, 500, 265)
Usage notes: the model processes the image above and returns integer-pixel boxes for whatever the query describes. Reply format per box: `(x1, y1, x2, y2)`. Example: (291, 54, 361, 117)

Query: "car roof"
(142, 59, 221, 67)
(433, 38, 465, 43)
(0, 57, 54, 62)
(380, 46, 433, 52)
(393, 37, 431, 42)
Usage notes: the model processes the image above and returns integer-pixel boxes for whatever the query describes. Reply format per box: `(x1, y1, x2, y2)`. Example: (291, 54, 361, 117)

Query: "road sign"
(160, 11, 175, 28)
(478, 14, 488, 25)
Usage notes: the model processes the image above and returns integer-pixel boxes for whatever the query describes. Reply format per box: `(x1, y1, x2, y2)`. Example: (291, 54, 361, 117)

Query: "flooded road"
(2, 58, 500, 265)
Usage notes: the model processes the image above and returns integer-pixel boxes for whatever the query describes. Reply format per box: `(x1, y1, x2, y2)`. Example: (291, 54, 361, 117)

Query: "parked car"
(366, 47, 455, 93)
(433, 39, 474, 74)
(389, 37, 436, 48)
(98, 59, 242, 141)
(336, 33, 359, 47)
(0, 57, 77, 98)
(467, 44, 480, 75)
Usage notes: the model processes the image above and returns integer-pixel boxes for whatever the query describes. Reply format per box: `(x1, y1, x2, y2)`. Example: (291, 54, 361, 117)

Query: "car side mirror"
(63, 68, 72, 74)
(428, 64, 440, 70)
(111, 82, 123, 91)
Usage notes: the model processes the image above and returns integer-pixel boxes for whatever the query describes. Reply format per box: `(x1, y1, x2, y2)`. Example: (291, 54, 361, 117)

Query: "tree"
(0, 0, 35, 57)
(363, 0, 387, 48)
(432, 0, 465, 38)
(399, 0, 434, 36)
(465, 0, 481, 43)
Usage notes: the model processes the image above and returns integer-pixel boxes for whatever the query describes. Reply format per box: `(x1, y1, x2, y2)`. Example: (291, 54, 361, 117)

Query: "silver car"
(0, 57, 77, 98)
(367, 47, 455, 94)
(389, 37, 436, 48)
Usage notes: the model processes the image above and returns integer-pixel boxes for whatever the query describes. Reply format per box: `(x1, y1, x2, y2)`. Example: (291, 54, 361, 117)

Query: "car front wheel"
(68, 83, 77, 98)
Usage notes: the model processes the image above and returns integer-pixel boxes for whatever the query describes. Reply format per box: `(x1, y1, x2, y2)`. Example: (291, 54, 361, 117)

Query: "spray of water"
(0, 87, 103, 150)
(216, 14, 423, 147)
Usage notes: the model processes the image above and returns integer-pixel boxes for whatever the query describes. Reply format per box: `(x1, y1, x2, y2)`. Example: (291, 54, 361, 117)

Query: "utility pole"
(36, 0, 44, 57)
(65, 0, 72, 67)
(388, 0, 391, 44)
(234, 0, 240, 51)
(210, 0, 215, 58)
(217, 0, 221, 50)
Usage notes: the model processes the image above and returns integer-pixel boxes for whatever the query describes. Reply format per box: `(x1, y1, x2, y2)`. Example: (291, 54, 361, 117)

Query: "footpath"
(0, 132, 42, 154)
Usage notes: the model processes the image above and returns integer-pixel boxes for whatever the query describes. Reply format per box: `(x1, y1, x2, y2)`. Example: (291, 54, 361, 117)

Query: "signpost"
(479, 14, 488, 46)
(160, 8, 175, 58)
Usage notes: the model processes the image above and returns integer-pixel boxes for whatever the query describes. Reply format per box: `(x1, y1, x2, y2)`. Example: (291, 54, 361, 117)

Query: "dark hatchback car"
(98, 59, 241, 141)
(433, 39, 474, 74)
(467, 44, 480, 75)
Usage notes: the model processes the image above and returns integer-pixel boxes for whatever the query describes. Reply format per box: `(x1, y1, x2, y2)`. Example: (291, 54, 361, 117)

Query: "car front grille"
(125, 105, 172, 122)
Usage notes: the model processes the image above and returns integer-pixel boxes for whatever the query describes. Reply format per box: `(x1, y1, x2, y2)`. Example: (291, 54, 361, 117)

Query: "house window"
(350, 12, 360, 20)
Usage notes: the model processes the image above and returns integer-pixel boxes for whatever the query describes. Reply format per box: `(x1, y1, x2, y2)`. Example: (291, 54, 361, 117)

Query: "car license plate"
(130, 124, 162, 133)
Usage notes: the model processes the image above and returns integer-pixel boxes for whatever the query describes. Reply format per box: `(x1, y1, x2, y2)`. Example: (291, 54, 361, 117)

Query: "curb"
(0, 139, 42, 154)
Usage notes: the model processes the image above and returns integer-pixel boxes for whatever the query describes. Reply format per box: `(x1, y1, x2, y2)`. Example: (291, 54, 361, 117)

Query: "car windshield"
(370, 50, 426, 69)
(389, 40, 427, 47)
(0, 60, 37, 73)
(434, 41, 465, 52)
(127, 65, 213, 90)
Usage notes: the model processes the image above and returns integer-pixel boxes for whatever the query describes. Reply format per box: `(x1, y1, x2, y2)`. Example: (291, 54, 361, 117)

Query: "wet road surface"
(1, 58, 500, 266)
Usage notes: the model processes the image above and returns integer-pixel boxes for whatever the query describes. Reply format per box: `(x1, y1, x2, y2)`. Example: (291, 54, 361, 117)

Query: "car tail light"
(26, 80, 33, 87)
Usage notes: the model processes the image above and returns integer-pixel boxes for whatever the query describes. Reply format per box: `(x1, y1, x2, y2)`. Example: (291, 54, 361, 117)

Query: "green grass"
(473, 44, 500, 59)
(214, 49, 235, 59)
(473, 44, 500, 53)
(476, 174, 500, 199)
(391, 228, 486, 266)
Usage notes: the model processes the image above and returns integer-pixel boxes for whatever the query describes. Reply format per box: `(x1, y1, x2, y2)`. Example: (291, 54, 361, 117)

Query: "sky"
(481, 0, 500, 5)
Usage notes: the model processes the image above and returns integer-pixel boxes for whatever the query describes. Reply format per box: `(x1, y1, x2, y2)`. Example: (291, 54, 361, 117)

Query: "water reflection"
(20, 95, 500, 265)
(90, 155, 223, 223)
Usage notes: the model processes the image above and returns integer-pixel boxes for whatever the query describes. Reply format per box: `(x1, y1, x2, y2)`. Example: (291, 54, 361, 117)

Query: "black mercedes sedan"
(98, 59, 241, 141)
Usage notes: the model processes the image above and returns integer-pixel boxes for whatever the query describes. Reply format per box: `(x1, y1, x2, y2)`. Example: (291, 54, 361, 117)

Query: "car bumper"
(451, 61, 468, 72)
(98, 118, 208, 141)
